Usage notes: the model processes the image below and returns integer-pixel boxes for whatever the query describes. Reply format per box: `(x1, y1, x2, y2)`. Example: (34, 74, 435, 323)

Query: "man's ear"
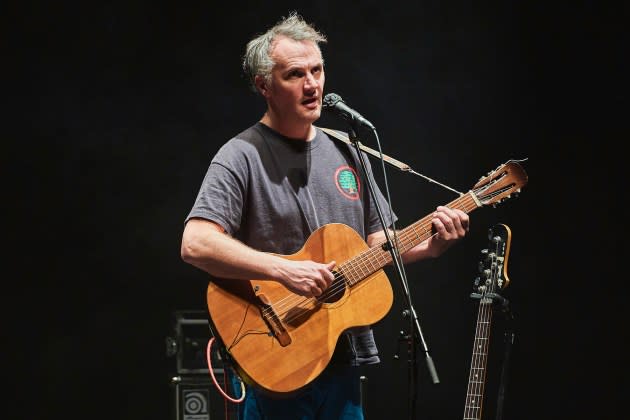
(255, 75, 269, 97)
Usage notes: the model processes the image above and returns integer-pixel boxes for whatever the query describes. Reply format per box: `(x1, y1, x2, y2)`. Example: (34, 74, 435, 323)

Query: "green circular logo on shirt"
(334, 166, 360, 200)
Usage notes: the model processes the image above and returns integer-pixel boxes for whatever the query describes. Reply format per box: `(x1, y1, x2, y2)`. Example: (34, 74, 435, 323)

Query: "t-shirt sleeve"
(185, 148, 247, 236)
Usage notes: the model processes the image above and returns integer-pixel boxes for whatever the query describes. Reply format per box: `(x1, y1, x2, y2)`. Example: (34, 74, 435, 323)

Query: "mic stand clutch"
(346, 126, 438, 420)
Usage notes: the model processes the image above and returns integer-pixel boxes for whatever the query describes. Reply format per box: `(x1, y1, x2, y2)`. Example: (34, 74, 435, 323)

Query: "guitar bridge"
(256, 292, 292, 347)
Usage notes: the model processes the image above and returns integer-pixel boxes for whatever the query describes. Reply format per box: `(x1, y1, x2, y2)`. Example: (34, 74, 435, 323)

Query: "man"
(181, 12, 469, 419)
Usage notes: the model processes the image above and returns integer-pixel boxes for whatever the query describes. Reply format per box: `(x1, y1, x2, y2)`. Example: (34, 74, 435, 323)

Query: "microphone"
(322, 93, 375, 130)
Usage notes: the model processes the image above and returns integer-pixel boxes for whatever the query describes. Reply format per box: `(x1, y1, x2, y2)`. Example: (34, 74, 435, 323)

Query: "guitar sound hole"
(318, 271, 346, 304)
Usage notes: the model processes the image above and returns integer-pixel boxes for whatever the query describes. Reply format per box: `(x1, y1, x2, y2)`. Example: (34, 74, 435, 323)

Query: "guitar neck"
(463, 298, 494, 419)
(341, 191, 480, 286)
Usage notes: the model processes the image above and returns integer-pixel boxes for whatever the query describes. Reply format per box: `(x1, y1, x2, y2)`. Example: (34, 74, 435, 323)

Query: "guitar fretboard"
(339, 191, 480, 286)
(463, 299, 493, 420)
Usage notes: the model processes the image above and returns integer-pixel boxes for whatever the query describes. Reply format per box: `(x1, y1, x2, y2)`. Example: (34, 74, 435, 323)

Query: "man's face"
(261, 36, 325, 126)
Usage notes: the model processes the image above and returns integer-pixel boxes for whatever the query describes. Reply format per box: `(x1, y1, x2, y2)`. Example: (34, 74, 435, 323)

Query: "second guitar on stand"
(463, 223, 513, 420)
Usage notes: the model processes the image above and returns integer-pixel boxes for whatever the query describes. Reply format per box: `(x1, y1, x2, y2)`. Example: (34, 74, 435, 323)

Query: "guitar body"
(206, 223, 393, 394)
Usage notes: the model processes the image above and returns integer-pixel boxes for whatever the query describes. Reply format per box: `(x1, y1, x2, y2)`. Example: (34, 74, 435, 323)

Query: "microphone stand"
(347, 126, 438, 420)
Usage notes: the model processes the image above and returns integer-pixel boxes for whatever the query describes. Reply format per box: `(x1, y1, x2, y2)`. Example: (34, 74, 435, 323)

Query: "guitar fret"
(339, 267, 351, 286)
(342, 264, 357, 286)
(358, 260, 367, 277)
(349, 262, 359, 280)
(350, 264, 362, 285)
(367, 255, 376, 272)
(421, 223, 431, 240)
(411, 224, 421, 242)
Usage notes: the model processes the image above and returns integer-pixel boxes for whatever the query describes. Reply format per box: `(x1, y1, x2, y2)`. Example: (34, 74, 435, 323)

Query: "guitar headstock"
(473, 223, 512, 294)
(472, 160, 528, 208)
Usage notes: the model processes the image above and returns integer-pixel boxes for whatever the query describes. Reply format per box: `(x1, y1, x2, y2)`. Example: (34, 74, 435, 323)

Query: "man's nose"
(304, 73, 319, 90)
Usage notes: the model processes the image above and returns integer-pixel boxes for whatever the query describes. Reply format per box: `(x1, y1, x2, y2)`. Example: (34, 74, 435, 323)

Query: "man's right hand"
(275, 260, 336, 298)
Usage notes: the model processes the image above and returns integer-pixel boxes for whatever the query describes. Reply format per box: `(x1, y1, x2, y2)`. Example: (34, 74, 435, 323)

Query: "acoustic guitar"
(463, 223, 512, 419)
(207, 160, 527, 394)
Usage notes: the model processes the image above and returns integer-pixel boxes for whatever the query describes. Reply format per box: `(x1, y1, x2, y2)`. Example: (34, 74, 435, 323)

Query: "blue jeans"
(229, 364, 364, 419)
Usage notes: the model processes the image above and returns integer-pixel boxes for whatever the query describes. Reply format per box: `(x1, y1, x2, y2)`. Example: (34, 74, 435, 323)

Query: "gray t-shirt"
(186, 122, 397, 365)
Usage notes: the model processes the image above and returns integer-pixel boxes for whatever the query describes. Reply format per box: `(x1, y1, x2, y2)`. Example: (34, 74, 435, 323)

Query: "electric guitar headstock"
(473, 223, 512, 299)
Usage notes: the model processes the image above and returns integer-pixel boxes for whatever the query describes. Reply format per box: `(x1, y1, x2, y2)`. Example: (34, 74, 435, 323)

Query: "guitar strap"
(318, 126, 412, 172)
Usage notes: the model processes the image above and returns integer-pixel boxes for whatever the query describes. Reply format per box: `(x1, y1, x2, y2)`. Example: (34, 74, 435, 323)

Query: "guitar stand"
(469, 292, 514, 420)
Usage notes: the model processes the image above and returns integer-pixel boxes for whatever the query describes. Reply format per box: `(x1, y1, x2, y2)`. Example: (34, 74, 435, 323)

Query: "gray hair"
(242, 12, 327, 92)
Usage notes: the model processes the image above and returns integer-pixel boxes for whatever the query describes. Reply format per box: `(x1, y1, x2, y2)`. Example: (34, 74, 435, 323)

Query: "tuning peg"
(479, 249, 488, 267)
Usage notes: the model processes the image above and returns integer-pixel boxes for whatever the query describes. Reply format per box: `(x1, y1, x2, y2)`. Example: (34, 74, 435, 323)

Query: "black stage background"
(6, 1, 625, 419)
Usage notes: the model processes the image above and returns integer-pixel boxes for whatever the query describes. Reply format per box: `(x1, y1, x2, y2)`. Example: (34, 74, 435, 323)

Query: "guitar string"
(465, 260, 489, 418)
(258, 209, 449, 320)
(258, 193, 479, 324)
(258, 239, 396, 320)
(257, 217, 422, 317)
(477, 241, 499, 416)
(465, 297, 486, 419)
(466, 242, 487, 418)
(474, 240, 499, 418)
(258, 193, 479, 321)
(257, 223, 433, 323)
(464, 236, 500, 419)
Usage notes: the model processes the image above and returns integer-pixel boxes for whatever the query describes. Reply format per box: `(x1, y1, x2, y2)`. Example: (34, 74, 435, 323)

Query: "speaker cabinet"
(171, 374, 239, 420)
(166, 310, 222, 375)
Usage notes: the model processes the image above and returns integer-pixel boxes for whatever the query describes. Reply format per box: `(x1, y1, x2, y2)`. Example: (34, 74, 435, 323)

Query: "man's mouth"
(302, 97, 319, 108)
